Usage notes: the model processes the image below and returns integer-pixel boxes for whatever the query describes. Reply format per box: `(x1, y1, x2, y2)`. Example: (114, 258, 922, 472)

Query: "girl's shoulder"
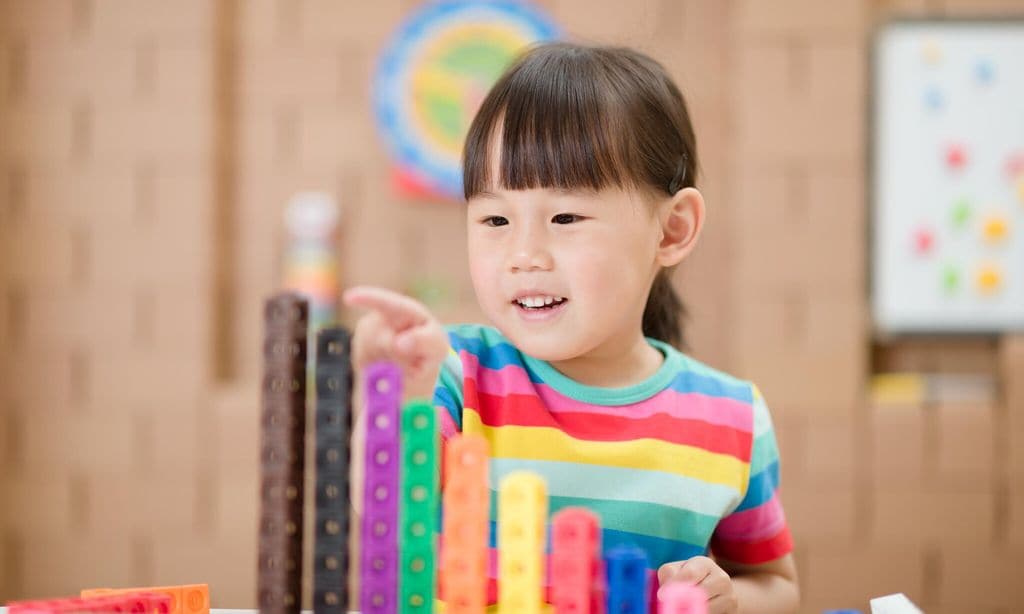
(656, 340, 760, 407)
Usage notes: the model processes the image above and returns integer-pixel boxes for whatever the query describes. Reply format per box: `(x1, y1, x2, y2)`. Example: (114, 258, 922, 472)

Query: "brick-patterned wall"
(2, 0, 1023, 612)
(0, 0, 219, 599)
(726, 1, 1024, 612)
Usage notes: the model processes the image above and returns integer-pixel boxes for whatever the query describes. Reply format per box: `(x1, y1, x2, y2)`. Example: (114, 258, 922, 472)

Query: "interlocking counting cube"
(258, 293, 308, 614)
(441, 434, 490, 613)
(606, 546, 648, 614)
(360, 362, 402, 614)
(81, 585, 204, 614)
(313, 327, 354, 614)
(657, 583, 706, 614)
(498, 472, 547, 614)
(551, 508, 601, 614)
(398, 399, 439, 614)
(14, 592, 172, 614)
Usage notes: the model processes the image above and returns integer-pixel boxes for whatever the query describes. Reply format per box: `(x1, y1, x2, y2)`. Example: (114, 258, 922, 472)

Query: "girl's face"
(466, 184, 663, 362)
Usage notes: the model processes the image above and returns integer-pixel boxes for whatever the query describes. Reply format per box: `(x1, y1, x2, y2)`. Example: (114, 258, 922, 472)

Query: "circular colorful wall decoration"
(373, 0, 559, 201)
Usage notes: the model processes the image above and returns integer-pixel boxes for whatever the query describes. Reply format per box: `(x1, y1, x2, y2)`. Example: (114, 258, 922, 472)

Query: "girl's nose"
(508, 229, 554, 273)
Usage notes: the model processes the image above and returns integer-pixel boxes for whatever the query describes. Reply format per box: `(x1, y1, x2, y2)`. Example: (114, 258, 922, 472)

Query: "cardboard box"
(801, 416, 863, 488)
(86, 473, 203, 536)
(210, 384, 260, 476)
(734, 40, 864, 161)
(90, 108, 213, 162)
(239, 47, 366, 110)
(935, 545, 1024, 610)
(1009, 491, 1024, 549)
(870, 404, 927, 489)
(781, 484, 860, 544)
(4, 106, 84, 163)
(733, 165, 865, 293)
(297, 0, 407, 47)
(932, 401, 995, 489)
(2, 472, 78, 537)
(1, 346, 73, 409)
(0, 0, 80, 39)
(871, 487, 994, 546)
(732, 290, 866, 416)
(89, 1, 214, 41)
(150, 535, 258, 608)
(800, 544, 925, 614)
(20, 410, 138, 474)
(735, 0, 867, 36)
(13, 40, 135, 104)
(133, 405, 204, 478)
(1001, 335, 1024, 414)
(550, 0, 661, 42)
(298, 109, 383, 168)
(20, 535, 138, 598)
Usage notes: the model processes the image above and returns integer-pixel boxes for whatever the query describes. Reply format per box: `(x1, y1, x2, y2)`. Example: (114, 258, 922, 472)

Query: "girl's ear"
(656, 187, 705, 267)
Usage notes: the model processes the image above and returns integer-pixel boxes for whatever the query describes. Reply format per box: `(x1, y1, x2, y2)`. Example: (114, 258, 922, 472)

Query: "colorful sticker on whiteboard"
(373, 1, 559, 201)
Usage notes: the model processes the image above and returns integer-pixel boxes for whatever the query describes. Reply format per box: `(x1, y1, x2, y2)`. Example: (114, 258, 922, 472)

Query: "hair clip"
(667, 155, 687, 195)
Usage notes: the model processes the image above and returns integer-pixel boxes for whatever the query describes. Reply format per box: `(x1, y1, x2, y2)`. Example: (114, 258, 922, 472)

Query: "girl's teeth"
(517, 296, 565, 308)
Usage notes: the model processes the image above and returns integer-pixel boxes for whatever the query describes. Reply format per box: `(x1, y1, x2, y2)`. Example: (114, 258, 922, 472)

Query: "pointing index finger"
(343, 286, 433, 330)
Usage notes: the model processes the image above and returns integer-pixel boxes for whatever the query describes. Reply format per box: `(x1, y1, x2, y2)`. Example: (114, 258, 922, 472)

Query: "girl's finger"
(675, 559, 712, 586)
(393, 325, 448, 360)
(343, 286, 432, 329)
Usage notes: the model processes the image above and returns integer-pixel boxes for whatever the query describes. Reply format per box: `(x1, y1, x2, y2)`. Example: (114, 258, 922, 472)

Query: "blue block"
(605, 545, 648, 614)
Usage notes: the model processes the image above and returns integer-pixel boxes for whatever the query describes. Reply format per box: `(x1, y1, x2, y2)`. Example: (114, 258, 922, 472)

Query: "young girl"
(346, 43, 799, 614)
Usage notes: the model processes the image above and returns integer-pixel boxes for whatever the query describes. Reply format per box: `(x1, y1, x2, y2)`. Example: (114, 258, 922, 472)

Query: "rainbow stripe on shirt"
(432, 324, 792, 604)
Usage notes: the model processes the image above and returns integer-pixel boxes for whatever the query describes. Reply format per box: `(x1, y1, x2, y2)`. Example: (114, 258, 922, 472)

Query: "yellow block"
(869, 373, 925, 405)
(498, 472, 547, 614)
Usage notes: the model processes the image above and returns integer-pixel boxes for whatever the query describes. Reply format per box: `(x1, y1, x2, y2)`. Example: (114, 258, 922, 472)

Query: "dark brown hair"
(462, 42, 698, 350)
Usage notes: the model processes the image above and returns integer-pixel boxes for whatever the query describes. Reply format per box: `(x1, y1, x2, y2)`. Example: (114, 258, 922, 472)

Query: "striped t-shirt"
(432, 323, 792, 603)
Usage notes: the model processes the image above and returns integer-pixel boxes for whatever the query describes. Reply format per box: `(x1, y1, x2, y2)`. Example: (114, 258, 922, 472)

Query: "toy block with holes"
(258, 293, 309, 613)
(360, 361, 402, 614)
(8, 592, 172, 614)
(606, 546, 649, 614)
(81, 585, 206, 614)
(399, 399, 439, 613)
(497, 472, 548, 614)
(551, 508, 603, 614)
(656, 583, 707, 614)
(440, 434, 490, 613)
(313, 326, 354, 613)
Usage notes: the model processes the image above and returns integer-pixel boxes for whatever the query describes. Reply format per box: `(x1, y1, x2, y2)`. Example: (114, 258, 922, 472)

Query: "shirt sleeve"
(709, 385, 793, 565)
(432, 332, 465, 443)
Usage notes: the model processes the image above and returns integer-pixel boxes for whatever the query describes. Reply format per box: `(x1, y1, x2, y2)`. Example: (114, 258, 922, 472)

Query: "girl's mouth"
(513, 295, 567, 310)
(512, 295, 568, 321)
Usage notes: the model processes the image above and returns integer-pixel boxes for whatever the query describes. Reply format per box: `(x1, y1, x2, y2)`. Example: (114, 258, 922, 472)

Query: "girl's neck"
(546, 333, 665, 389)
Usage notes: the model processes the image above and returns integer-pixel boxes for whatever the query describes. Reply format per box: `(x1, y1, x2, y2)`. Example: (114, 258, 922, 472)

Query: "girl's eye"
(552, 213, 581, 224)
(482, 216, 508, 227)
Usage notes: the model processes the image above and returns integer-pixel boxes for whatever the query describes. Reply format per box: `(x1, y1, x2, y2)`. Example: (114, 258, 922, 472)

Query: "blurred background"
(1, 1, 1022, 613)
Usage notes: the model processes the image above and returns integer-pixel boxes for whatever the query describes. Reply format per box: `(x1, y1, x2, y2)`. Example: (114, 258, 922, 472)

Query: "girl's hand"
(658, 556, 738, 613)
(342, 285, 448, 403)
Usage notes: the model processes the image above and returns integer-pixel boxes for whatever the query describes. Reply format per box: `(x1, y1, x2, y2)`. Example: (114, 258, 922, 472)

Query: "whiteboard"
(871, 20, 1024, 334)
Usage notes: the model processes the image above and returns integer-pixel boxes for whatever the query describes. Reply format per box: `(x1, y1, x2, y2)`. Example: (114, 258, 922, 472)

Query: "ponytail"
(642, 268, 687, 350)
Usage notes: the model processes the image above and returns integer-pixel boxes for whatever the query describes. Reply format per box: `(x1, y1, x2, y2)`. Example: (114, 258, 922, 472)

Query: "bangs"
(463, 44, 655, 200)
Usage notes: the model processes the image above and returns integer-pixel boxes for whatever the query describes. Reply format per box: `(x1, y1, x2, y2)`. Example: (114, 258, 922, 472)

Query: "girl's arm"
(722, 554, 799, 614)
(342, 286, 448, 516)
